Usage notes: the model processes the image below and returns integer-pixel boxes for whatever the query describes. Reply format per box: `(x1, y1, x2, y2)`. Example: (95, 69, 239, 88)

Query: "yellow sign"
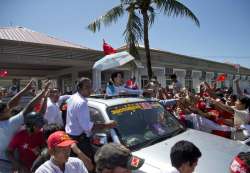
(110, 102, 161, 115)
(111, 104, 142, 115)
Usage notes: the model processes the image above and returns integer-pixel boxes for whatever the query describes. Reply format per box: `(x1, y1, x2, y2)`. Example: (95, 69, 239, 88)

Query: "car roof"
(87, 97, 155, 107)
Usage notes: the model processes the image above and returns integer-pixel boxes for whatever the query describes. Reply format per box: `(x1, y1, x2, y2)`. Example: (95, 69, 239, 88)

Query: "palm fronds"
(87, 4, 125, 32)
(123, 9, 143, 58)
(154, 0, 200, 26)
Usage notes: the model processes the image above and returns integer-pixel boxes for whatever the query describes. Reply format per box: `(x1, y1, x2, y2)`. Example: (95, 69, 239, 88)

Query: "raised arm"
(39, 90, 50, 115)
(71, 143, 94, 171)
(188, 106, 211, 119)
(7, 80, 33, 110)
(22, 81, 50, 116)
(158, 99, 178, 107)
(203, 82, 217, 99)
(209, 97, 234, 114)
(235, 79, 243, 96)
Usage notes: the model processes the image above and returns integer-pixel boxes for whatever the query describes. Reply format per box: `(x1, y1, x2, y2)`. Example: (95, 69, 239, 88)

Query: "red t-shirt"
(8, 129, 45, 169)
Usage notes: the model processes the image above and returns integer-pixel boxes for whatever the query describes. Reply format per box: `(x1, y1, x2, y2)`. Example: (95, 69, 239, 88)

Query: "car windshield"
(107, 101, 184, 150)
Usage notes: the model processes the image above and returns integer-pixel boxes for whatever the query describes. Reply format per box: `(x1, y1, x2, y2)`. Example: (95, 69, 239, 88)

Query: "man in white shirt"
(35, 131, 88, 173)
(44, 88, 70, 127)
(65, 77, 117, 160)
(163, 140, 201, 173)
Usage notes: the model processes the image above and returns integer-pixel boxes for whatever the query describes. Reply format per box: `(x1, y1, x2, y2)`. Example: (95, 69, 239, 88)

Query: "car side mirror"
(91, 133, 108, 146)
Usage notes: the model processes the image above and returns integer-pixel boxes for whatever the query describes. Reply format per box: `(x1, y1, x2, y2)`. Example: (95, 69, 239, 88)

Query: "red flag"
(0, 70, 8, 78)
(216, 74, 226, 82)
(103, 40, 116, 55)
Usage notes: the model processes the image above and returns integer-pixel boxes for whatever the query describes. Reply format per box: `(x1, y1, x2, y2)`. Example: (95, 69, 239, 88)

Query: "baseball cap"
(24, 112, 46, 128)
(47, 131, 76, 149)
(95, 143, 144, 172)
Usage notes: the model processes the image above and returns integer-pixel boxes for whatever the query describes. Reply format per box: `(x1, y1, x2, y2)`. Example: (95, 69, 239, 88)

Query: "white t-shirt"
(65, 93, 93, 136)
(44, 98, 63, 126)
(44, 95, 70, 126)
(35, 157, 88, 173)
(0, 111, 23, 160)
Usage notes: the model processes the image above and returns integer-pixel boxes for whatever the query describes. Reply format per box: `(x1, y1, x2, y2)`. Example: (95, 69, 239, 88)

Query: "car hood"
(133, 129, 250, 173)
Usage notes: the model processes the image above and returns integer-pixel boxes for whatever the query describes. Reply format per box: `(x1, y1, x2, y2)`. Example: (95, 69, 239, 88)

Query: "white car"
(87, 96, 250, 173)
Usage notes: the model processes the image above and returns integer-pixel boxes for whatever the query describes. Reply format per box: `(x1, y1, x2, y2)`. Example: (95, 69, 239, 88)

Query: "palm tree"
(87, 0, 200, 79)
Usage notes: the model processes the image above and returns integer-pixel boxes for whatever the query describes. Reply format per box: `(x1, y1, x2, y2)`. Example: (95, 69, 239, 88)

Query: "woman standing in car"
(106, 71, 142, 96)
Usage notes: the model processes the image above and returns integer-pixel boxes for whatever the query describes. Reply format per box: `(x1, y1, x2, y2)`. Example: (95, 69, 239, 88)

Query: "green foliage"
(87, 4, 125, 32)
(154, 0, 200, 26)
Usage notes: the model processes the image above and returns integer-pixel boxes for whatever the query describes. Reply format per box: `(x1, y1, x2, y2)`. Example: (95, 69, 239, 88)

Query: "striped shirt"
(35, 157, 88, 173)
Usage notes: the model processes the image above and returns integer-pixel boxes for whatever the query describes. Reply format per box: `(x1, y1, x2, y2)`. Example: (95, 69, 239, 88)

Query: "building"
(0, 27, 249, 93)
(0, 26, 103, 93)
(117, 46, 250, 93)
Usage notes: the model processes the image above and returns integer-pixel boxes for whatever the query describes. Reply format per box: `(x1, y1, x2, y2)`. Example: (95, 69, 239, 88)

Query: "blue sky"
(1, 0, 250, 68)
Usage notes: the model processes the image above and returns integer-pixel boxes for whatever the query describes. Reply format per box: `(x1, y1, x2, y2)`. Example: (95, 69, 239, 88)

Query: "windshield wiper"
(133, 128, 185, 150)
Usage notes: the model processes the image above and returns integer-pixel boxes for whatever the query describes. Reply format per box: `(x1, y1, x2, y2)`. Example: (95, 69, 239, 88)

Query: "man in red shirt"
(7, 112, 46, 172)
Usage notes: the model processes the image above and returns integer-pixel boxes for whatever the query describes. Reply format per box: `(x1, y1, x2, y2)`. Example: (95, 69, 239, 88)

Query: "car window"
(89, 107, 104, 123)
(107, 101, 183, 150)
(89, 107, 106, 133)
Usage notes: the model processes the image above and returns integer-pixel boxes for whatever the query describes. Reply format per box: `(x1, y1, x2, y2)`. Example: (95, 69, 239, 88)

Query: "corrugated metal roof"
(0, 26, 90, 49)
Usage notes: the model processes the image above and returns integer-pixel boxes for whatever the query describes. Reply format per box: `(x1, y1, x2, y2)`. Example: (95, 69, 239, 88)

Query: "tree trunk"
(142, 10, 153, 80)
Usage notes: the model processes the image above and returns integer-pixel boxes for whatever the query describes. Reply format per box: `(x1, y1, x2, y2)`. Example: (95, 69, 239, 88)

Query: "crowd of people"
(0, 71, 250, 173)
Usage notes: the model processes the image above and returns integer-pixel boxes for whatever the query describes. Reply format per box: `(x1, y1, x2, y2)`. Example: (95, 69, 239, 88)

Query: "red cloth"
(103, 41, 116, 55)
(208, 109, 232, 138)
(212, 130, 231, 139)
(178, 111, 187, 126)
(216, 74, 227, 81)
(34, 103, 41, 112)
(8, 129, 45, 169)
(0, 70, 8, 77)
(196, 101, 206, 111)
(125, 79, 138, 90)
(202, 92, 209, 97)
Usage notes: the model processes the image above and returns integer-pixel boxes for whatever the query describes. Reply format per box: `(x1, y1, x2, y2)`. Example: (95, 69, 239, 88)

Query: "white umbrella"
(92, 51, 135, 92)
(93, 51, 135, 71)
